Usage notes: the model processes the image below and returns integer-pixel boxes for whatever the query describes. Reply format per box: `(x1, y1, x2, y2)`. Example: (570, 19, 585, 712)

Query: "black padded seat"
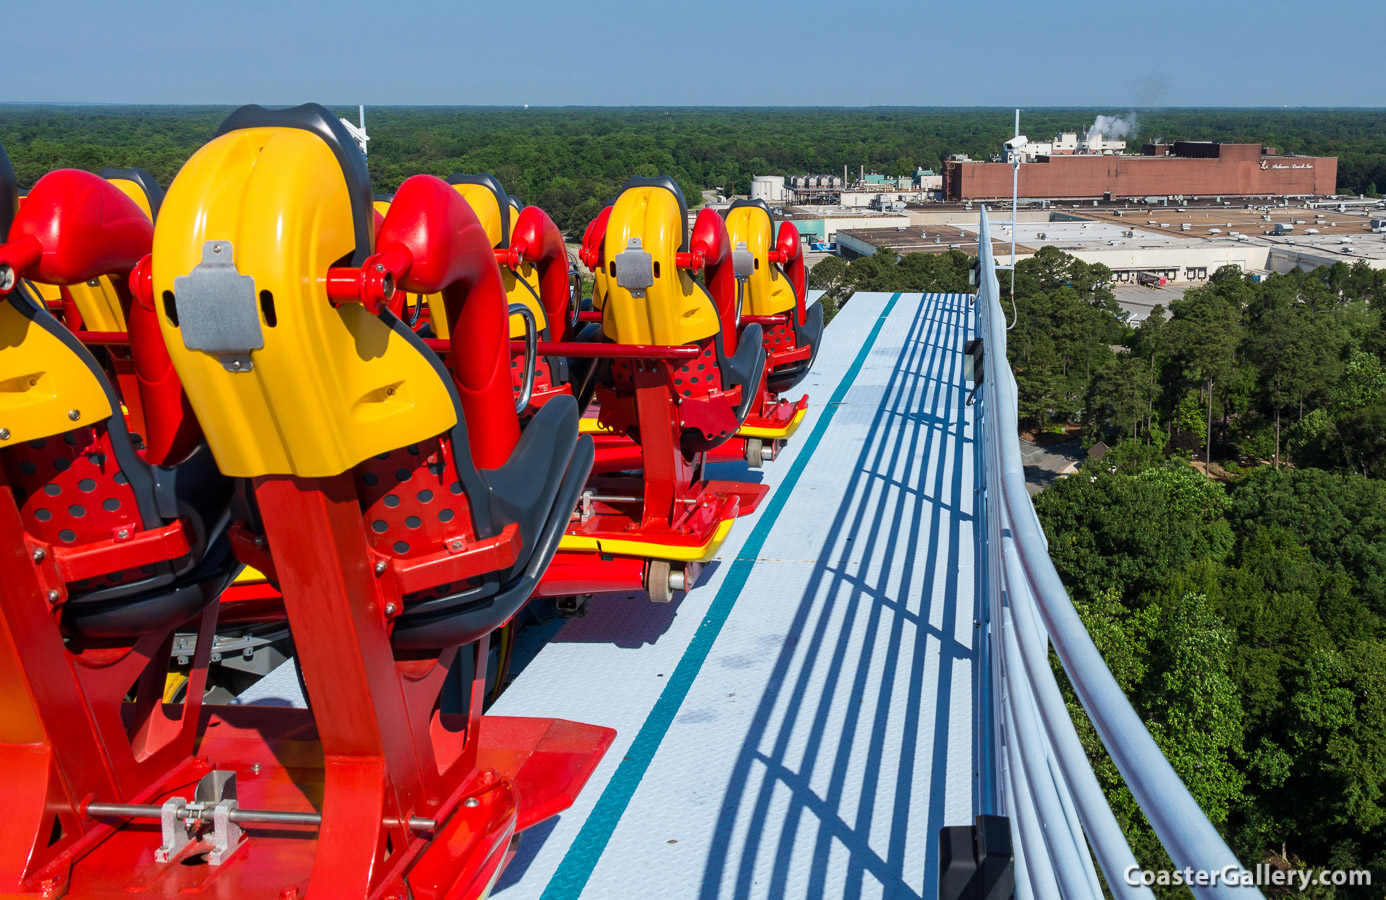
(768, 301, 824, 395)
(2, 288, 235, 638)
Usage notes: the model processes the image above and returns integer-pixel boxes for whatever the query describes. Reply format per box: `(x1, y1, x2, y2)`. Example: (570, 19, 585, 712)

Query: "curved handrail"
(974, 205, 1261, 898)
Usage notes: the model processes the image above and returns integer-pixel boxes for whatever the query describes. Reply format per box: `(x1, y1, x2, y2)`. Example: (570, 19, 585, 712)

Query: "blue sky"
(7, 0, 1383, 107)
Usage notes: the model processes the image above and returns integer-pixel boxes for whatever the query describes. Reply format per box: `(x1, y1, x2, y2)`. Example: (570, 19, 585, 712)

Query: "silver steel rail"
(85, 801, 438, 831)
(972, 205, 1262, 898)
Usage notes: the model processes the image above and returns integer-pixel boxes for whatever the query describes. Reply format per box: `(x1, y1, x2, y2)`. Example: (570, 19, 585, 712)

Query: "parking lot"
(1112, 282, 1184, 320)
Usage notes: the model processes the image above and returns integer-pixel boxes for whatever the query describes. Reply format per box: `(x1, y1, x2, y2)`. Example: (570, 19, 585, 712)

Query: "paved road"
(1018, 436, 1082, 496)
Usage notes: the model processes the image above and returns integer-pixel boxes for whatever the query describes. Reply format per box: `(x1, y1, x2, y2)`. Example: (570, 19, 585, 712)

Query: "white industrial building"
(976, 220, 1386, 281)
(915, 169, 943, 192)
(1264, 233, 1386, 273)
(750, 175, 788, 203)
(1006, 130, 1128, 162)
(961, 221, 1249, 281)
(837, 211, 1386, 283)
(839, 190, 918, 209)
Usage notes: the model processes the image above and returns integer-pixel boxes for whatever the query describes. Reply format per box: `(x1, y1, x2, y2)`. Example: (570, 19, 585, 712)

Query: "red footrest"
(478, 716, 617, 833)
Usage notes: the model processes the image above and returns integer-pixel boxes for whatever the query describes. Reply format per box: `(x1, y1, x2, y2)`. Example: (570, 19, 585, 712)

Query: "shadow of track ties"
(701, 294, 975, 900)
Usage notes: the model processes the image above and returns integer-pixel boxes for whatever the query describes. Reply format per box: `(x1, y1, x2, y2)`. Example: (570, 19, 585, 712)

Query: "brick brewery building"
(942, 142, 1338, 201)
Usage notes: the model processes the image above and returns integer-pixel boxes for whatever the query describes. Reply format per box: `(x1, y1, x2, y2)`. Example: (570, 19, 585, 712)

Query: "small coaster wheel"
(646, 560, 673, 603)
(645, 560, 690, 604)
(745, 437, 780, 468)
(746, 437, 765, 468)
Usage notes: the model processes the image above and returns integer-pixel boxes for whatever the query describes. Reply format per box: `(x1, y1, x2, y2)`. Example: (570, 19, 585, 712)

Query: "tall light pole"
(1010, 108, 1021, 302)
(340, 105, 369, 157)
(999, 109, 1028, 326)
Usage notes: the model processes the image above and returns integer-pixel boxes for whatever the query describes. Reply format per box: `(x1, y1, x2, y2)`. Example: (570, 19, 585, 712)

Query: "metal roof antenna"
(340, 105, 369, 157)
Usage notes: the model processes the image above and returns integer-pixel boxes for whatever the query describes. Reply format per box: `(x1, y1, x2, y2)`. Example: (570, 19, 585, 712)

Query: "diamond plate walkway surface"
(492, 291, 978, 900)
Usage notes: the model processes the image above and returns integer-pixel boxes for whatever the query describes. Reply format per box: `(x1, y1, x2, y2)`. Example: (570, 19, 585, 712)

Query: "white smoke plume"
(1086, 112, 1139, 142)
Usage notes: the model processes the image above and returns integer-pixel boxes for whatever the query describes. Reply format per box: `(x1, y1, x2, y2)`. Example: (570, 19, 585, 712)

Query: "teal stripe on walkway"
(541, 293, 907, 900)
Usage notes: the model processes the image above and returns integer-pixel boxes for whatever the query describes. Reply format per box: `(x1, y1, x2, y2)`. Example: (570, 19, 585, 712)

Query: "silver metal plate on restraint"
(613, 237, 655, 298)
(732, 241, 755, 279)
(173, 241, 264, 373)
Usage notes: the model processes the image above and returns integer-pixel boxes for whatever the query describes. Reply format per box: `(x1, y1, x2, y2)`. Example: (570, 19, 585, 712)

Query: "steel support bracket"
(155, 797, 192, 863)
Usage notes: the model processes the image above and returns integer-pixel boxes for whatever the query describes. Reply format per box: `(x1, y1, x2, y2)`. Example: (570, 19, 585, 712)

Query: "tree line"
(2, 105, 1384, 238)
(807, 248, 973, 323)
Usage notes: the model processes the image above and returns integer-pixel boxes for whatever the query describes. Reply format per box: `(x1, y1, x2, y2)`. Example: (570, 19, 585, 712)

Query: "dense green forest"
(813, 248, 1386, 894)
(1038, 450, 1386, 897)
(1035, 261, 1386, 896)
(2, 105, 1384, 235)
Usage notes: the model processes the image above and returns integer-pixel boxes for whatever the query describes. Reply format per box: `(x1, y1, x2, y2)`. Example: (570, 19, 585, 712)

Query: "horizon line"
(3, 103, 1386, 112)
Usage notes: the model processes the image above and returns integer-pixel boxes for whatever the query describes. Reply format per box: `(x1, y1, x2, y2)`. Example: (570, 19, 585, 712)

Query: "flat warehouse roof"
(838, 226, 1012, 254)
(962, 220, 1200, 249)
(1081, 207, 1381, 238)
